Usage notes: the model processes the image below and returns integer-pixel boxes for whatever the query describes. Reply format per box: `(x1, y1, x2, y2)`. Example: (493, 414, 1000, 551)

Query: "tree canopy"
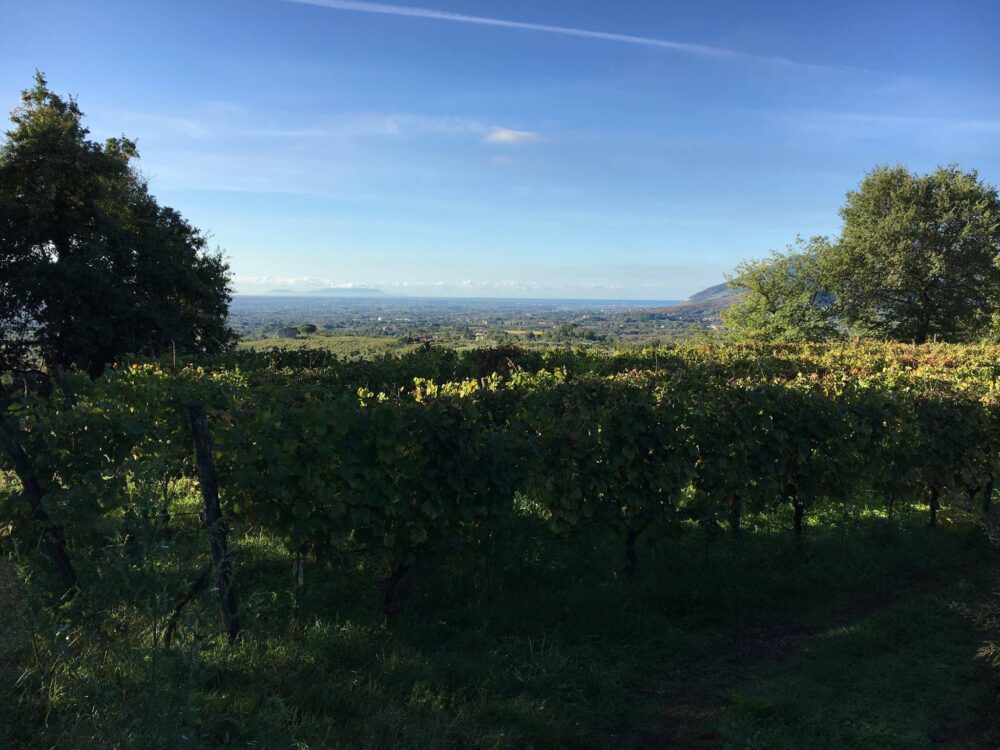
(722, 237, 838, 343)
(824, 165, 1000, 343)
(724, 165, 1000, 343)
(0, 73, 233, 376)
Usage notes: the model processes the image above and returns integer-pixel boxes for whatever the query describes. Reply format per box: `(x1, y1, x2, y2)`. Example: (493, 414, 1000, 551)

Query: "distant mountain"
(309, 287, 385, 297)
(649, 282, 745, 323)
(266, 287, 386, 297)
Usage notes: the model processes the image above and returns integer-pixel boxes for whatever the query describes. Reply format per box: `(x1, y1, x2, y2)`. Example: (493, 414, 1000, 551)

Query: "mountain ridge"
(649, 282, 744, 323)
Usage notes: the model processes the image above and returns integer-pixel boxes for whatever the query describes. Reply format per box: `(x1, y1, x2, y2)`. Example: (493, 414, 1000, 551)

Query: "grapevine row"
(2, 345, 998, 623)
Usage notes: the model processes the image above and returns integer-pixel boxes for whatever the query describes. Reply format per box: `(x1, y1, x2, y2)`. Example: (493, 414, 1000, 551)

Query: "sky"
(2, 1, 1000, 299)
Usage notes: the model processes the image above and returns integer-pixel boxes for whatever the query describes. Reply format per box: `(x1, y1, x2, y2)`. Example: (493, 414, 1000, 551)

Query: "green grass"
(2, 500, 999, 749)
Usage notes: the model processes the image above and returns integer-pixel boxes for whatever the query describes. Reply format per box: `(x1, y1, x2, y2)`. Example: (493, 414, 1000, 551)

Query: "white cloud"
(483, 127, 543, 145)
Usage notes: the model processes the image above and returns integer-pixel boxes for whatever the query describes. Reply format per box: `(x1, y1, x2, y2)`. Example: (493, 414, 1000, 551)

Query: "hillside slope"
(650, 282, 744, 324)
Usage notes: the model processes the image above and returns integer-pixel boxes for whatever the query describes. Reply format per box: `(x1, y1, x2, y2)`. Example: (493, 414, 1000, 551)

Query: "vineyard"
(2, 343, 1000, 748)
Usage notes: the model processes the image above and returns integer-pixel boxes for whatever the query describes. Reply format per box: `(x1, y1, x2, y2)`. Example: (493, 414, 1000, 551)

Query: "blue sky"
(2, 0, 999, 299)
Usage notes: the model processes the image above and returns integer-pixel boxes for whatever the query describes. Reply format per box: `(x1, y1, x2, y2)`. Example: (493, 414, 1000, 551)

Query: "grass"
(2, 495, 999, 749)
(716, 592, 994, 750)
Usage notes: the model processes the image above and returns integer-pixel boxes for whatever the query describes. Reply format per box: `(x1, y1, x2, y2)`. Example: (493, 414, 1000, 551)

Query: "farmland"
(2, 342, 999, 748)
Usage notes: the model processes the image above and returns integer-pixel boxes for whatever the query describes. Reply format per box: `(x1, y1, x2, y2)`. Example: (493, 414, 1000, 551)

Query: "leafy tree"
(824, 165, 1000, 343)
(0, 73, 233, 376)
(722, 236, 838, 342)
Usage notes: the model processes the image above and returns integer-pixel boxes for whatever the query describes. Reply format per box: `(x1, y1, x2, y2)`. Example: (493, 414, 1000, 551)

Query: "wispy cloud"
(232, 277, 641, 295)
(281, 0, 826, 70)
(233, 273, 690, 296)
(104, 109, 491, 141)
(234, 276, 364, 288)
(483, 127, 542, 145)
(100, 107, 543, 147)
(248, 113, 489, 139)
(101, 110, 212, 139)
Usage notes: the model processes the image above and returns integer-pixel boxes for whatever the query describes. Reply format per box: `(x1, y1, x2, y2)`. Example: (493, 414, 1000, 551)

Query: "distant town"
(228, 284, 741, 351)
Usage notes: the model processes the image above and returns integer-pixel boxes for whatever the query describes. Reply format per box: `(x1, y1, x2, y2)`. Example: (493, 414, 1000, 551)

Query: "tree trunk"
(624, 526, 641, 579)
(792, 497, 805, 555)
(0, 406, 77, 592)
(379, 563, 412, 616)
(982, 476, 994, 518)
(729, 497, 743, 549)
(927, 484, 940, 527)
(187, 403, 240, 643)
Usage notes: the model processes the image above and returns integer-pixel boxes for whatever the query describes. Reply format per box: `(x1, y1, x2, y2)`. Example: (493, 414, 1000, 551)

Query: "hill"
(650, 282, 744, 324)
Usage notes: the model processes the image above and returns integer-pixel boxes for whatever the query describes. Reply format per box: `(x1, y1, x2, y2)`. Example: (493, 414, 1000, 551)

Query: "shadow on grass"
(4, 506, 999, 749)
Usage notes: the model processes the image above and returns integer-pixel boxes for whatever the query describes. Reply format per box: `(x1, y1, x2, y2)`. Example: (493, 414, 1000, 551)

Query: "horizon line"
(231, 291, 689, 303)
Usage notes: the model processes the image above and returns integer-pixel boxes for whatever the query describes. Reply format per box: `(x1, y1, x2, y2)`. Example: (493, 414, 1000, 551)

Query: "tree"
(722, 236, 838, 342)
(824, 165, 1000, 343)
(0, 73, 233, 376)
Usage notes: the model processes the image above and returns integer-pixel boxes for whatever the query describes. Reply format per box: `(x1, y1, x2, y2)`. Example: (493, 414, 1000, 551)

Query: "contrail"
(281, 0, 821, 69)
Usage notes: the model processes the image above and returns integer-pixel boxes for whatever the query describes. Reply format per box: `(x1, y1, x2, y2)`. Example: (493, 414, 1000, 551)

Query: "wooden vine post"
(187, 403, 240, 643)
